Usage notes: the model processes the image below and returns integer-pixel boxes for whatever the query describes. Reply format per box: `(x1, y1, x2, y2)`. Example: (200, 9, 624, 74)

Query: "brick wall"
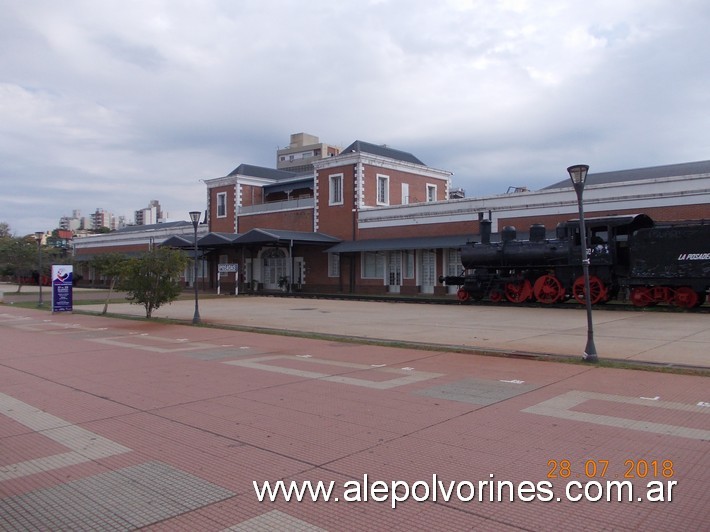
(237, 209, 314, 233)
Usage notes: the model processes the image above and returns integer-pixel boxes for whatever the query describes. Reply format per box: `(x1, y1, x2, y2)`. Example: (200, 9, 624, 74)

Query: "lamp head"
(567, 164, 589, 186)
(189, 211, 201, 227)
(34, 231, 43, 242)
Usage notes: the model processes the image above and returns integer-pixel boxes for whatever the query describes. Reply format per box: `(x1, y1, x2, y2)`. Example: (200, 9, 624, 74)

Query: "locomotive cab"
(561, 214, 654, 270)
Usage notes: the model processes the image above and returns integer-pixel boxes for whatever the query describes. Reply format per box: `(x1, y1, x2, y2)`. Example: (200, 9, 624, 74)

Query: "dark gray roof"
(235, 228, 340, 245)
(160, 234, 193, 248)
(327, 234, 473, 253)
(198, 232, 242, 247)
(543, 160, 710, 190)
(341, 140, 426, 165)
(227, 163, 297, 181)
(115, 221, 192, 233)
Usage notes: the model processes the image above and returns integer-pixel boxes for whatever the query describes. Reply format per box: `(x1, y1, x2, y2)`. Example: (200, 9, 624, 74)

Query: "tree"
(120, 247, 188, 318)
(0, 222, 11, 239)
(90, 252, 129, 315)
(0, 235, 43, 292)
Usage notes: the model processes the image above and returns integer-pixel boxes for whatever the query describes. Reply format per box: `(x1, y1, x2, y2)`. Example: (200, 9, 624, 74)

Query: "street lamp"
(189, 211, 202, 324)
(34, 231, 44, 308)
(567, 164, 598, 362)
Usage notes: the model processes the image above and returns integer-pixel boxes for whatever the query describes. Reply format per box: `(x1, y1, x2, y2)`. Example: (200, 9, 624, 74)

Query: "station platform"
(72, 293, 710, 370)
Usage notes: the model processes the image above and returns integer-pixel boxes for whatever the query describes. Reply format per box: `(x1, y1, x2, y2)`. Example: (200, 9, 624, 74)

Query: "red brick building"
(74, 133, 710, 297)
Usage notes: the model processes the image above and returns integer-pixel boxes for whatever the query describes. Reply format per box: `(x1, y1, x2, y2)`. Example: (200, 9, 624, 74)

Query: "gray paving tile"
(415, 377, 537, 405)
(0, 461, 235, 531)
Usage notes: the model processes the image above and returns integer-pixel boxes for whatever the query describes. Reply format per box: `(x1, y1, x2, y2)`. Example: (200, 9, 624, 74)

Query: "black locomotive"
(440, 214, 710, 309)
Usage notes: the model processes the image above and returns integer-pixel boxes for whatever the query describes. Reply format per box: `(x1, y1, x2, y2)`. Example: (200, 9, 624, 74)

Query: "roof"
(227, 163, 297, 181)
(235, 228, 341, 246)
(327, 234, 473, 253)
(114, 221, 193, 233)
(198, 232, 242, 247)
(543, 160, 710, 190)
(341, 140, 426, 165)
(562, 213, 655, 230)
(160, 235, 193, 248)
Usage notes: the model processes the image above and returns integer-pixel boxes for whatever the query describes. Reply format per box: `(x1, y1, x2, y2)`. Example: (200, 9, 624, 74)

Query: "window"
(328, 253, 340, 277)
(403, 250, 415, 279)
(402, 183, 409, 205)
(216, 192, 227, 217)
(377, 174, 389, 205)
(426, 184, 437, 202)
(362, 251, 385, 279)
(329, 173, 343, 205)
(447, 249, 461, 276)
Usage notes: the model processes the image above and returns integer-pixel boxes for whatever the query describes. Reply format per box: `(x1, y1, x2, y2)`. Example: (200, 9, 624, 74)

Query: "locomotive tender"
(440, 214, 710, 309)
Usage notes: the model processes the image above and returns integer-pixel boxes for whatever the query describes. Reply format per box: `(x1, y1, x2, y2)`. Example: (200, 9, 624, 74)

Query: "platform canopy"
(234, 228, 340, 246)
(326, 234, 473, 253)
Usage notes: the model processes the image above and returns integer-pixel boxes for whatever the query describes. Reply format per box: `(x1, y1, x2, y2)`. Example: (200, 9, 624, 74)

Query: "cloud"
(1, 0, 708, 235)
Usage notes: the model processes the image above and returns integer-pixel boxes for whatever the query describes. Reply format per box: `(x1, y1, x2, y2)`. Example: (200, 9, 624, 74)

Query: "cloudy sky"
(2, 0, 708, 236)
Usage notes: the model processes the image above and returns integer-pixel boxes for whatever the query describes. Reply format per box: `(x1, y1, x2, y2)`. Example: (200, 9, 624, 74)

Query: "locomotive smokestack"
(480, 219, 492, 245)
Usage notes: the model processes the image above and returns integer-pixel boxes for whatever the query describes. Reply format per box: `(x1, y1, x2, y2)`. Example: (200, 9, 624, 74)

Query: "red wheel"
(489, 289, 503, 303)
(456, 287, 471, 302)
(630, 287, 653, 307)
(504, 279, 532, 303)
(572, 275, 607, 305)
(533, 274, 565, 304)
(673, 286, 699, 309)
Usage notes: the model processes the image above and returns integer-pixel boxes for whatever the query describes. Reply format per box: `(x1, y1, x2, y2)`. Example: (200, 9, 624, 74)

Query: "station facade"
(73, 133, 710, 296)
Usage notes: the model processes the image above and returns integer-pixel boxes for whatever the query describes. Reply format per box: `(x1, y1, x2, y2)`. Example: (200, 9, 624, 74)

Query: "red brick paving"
(0, 306, 708, 530)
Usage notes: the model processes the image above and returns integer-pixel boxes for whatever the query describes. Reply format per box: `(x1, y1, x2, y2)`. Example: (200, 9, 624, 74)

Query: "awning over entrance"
(160, 235, 193, 248)
(234, 228, 341, 246)
(198, 232, 242, 247)
(326, 234, 474, 253)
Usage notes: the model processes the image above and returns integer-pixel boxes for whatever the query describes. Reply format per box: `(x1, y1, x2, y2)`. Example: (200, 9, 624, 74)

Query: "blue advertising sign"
(51, 265, 73, 313)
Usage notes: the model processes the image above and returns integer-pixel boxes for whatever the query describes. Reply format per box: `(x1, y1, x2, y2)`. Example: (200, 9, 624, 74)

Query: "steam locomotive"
(439, 214, 710, 309)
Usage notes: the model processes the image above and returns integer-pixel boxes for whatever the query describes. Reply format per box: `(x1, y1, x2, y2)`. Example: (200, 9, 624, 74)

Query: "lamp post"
(34, 231, 44, 308)
(189, 211, 201, 324)
(567, 164, 598, 362)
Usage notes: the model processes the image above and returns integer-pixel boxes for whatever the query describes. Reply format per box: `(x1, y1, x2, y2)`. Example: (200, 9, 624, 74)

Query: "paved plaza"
(0, 294, 708, 530)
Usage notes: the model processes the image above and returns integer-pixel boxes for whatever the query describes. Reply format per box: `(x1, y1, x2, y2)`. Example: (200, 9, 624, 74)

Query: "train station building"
(73, 133, 710, 296)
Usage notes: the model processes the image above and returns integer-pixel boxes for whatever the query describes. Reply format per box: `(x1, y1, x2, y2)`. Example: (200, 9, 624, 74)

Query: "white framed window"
(362, 251, 385, 279)
(377, 174, 389, 205)
(403, 250, 415, 279)
(446, 248, 461, 276)
(402, 183, 409, 204)
(216, 192, 227, 218)
(329, 173, 344, 205)
(426, 184, 437, 202)
(328, 253, 340, 277)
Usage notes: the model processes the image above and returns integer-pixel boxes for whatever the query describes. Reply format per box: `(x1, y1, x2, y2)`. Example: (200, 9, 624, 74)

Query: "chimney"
(480, 219, 492, 245)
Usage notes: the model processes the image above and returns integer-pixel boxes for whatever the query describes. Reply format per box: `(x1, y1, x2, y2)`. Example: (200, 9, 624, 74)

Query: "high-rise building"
(135, 200, 165, 225)
(91, 208, 116, 231)
(276, 133, 341, 173)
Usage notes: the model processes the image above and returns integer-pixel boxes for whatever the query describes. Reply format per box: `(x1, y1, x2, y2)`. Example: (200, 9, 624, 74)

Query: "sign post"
(51, 265, 73, 313)
(217, 263, 239, 296)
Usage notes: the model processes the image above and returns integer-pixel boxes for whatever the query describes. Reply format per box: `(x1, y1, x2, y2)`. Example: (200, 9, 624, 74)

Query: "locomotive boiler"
(440, 214, 709, 309)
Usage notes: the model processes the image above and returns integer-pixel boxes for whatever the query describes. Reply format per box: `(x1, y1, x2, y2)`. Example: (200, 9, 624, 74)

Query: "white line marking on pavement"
(0, 393, 131, 481)
(523, 391, 710, 441)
